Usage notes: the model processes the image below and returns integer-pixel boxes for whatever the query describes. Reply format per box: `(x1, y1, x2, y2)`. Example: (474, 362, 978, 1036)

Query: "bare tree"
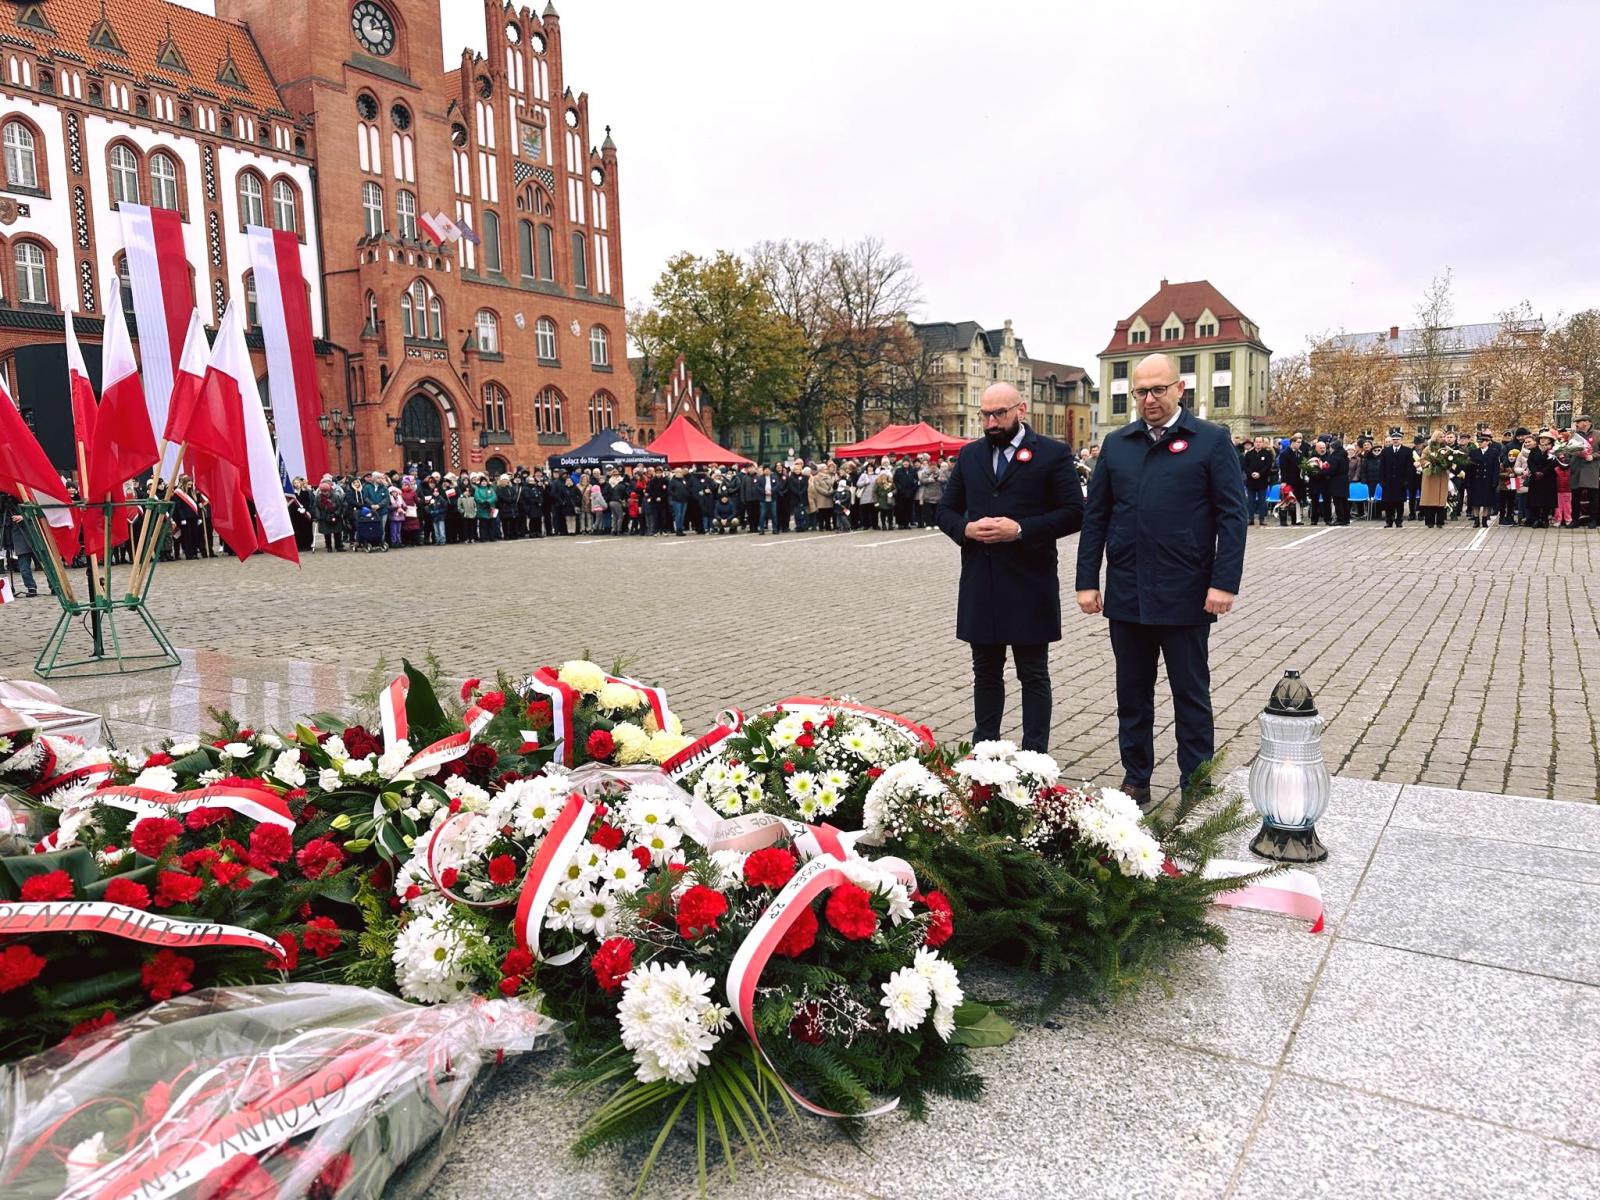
(1269, 331, 1401, 438)
(828, 237, 922, 440)
(1466, 303, 1555, 433)
(1407, 268, 1460, 426)
(882, 321, 951, 424)
(749, 238, 845, 458)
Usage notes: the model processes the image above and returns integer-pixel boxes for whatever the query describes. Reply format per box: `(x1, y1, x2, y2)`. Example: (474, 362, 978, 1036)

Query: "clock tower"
(215, 1, 631, 473)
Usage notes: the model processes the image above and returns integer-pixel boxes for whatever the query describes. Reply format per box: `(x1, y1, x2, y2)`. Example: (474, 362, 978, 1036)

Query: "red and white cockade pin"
(1016, 448, 1033, 462)
(1169, 439, 1189, 454)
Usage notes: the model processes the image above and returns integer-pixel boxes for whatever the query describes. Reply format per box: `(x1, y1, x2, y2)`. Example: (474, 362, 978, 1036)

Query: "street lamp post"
(318, 410, 348, 475)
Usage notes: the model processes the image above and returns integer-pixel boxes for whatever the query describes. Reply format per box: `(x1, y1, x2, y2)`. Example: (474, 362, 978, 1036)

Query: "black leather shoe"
(1122, 783, 1152, 807)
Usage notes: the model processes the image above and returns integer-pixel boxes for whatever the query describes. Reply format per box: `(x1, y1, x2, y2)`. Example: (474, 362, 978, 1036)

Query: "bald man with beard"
(1074, 353, 1248, 811)
(936, 383, 1083, 752)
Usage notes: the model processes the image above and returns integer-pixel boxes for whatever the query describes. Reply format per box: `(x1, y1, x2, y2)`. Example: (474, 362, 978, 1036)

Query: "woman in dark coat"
(1466, 432, 1502, 527)
(1524, 434, 1558, 528)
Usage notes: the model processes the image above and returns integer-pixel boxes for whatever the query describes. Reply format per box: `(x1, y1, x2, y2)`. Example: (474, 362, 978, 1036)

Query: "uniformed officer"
(936, 383, 1083, 751)
(1074, 352, 1248, 809)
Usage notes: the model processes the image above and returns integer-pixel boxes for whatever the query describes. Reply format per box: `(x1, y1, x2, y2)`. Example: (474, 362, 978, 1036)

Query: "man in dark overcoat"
(936, 383, 1083, 752)
(1377, 429, 1412, 527)
(1074, 353, 1248, 809)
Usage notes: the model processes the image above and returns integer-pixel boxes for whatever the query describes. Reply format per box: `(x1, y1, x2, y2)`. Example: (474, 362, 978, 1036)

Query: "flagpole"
(73, 441, 104, 613)
(131, 440, 184, 596)
(125, 435, 168, 596)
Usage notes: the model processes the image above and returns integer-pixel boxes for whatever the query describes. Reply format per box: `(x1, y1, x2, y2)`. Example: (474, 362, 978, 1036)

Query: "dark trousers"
(1332, 492, 1350, 524)
(1382, 499, 1406, 525)
(970, 642, 1051, 752)
(1573, 486, 1600, 527)
(1107, 620, 1213, 790)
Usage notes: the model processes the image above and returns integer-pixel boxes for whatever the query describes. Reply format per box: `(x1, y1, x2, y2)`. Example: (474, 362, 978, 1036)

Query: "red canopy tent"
(646, 412, 754, 467)
(833, 422, 968, 459)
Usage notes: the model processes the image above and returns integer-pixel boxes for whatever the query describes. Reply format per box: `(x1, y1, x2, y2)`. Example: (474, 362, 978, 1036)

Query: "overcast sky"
(199, 0, 1595, 365)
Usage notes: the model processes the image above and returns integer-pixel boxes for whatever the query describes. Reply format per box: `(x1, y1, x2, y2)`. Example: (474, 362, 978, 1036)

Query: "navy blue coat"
(1074, 409, 1248, 626)
(936, 426, 1083, 645)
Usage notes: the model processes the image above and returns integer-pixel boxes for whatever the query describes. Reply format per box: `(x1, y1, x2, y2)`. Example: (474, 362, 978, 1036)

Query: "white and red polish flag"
(119, 203, 195, 477)
(0, 577, 13, 603)
(167, 306, 257, 561)
(88, 275, 158, 505)
(63, 312, 130, 559)
(0, 380, 76, 556)
(245, 225, 327, 485)
(204, 300, 298, 564)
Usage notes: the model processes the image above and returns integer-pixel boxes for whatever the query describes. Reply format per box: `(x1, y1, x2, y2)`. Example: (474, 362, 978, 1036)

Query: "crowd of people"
(6, 414, 1594, 597)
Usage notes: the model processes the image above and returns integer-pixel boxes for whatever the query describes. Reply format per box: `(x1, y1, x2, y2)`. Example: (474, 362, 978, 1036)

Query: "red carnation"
(773, 901, 819, 958)
(590, 822, 624, 852)
(144, 751, 174, 768)
(675, 884, 728, 941)
(185, 807, 230, 832)
(272, 932, 299, 971)
(131, 816, 184, 859)
(341, 725, 382, 759)
(586, 729, 616, 759)
(866, 767, 885, 780)
(0, 944, 46, 993)
(501, 947, 535, 977)
(487, 854, 518, 886)
(477, 690, 507, 714)
(141, 949, 195, 1000)
(795, 733, 816, 750)
(154, 870, 204, 908)
(460, 677, 482, 701)
(303, 917, 342, 959)
(789, 1000, 824, 1044)
(249, 823, 294, 866)
(782, 761, 796, 774)
(438, 867, 460, 889)
(296, 837, 346, 881)
(65, 1010, 116, 1040)
(921, 890, 955, 947)
(179, 848, 221, 874)
(631, 845, 653, 872)
(104, 877, 152, 909)
(237, 729, 255, 740)
(824, 883, 878, 941)
(743, 847, 798, 890)
(19, 869, 74, 902)
(210, 859, 251, 891)
(403, 884, 421, 901)
(498, 975, 524, 997)
(525, 698, 553, 726)
(590, 937, 635, 993)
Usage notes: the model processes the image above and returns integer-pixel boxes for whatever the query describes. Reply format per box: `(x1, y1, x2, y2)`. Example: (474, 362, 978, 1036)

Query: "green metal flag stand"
(20, 498, 181, 679)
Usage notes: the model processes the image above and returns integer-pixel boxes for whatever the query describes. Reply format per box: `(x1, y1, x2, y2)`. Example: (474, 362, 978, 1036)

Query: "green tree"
(630, 251, 803, 448)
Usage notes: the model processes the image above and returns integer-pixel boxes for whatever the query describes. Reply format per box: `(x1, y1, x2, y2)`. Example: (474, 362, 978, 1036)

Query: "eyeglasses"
(1131, 381, 1181, 401)
(979, 403, 1020, 423)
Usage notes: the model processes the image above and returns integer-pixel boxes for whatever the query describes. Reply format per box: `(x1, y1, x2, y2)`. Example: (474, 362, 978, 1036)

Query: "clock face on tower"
(351, 2, 395, 57)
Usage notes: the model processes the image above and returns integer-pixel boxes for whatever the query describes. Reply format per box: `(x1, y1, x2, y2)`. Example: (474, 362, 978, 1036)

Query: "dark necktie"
(995, 447, 1012, 480)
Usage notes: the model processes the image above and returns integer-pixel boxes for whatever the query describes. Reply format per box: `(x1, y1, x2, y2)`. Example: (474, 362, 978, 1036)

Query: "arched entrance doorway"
(485, 455, 509, 478)
(398, 393, 444, 474)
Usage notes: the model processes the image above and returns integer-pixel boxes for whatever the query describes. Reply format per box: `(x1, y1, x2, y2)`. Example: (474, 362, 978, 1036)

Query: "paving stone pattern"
(3, 521, 1596, 802)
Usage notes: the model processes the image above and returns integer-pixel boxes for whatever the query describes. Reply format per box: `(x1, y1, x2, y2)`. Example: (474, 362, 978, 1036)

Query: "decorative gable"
(16, 4, 55, 35)
(88, 13, 125, 55)
(155, 25, 189, 75)
(217, 47, 245, 89)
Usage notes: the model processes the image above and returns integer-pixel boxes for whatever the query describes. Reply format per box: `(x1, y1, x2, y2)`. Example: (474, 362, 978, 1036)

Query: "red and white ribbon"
(725, 854, 900, 1118)
(602, 672, 673, 732)
(661, 708, 745, 780)
(392, 703, 495, 781)
(0, 900, 290, 963)
(33, 782, 296, 852)
(523, 668, 576, 764)
(425, 812, 512, 910)
(1165, 858, 1325, 933)
(28, 761, 115, 798)
(510, 792, 594, 965)
(380, 674, 410, 748)
(774, 696, 935, 751)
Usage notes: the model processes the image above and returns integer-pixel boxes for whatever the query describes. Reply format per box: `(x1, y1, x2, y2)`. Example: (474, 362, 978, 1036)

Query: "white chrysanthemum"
(786, 771, 818, 799)
(770, 713, 808, 747)
(1098, 787, 1143, 821)
(706, 848, 748, 889)
(822, 769, 851, 792)
(572, 887, 621, 938)
(599, 849, 646, 893)
(1009, 751, 1061, 785)
(132, 764, 179, 792)
(998, 780, 1032, 807)
(1125, 841, 1163, 879)
(560, 840, 607, 887)
(814, 786, 842, 816)
(841, 727, 883, 758)
(701, 763, 730, 790)
(885, 883, 915, 925)
(543, 884, 581, 932)
(167, 739, 199, 757)
(795, 794, 821, 820)
(317, 768, 342, 792)
(596, 681, 646, 713)
(726, 763, 752, 788)
(196, 768, 225, 787)
(376, 740, 413, 779)
(270, 749, 307, 789)
(321, 735, 349, 762)
(507, 774, 571, 838)
(932, 1003, 957, 1042)
(392, 911, 474, 1004)
(971, 739, 1018, 760)
(955, 757, 1019, 788)
(222, 742, 253, 759)
(635, 824, 682, 865)
(913, 947, 964, 1008)
(556, 660, 607, 695)
(880, 968, 932, 1033)
(1104, 817, 1139, 852)
(861, 759, 949, 837)
(443, 776, 489, 810)
(622, 785, 682, 833)
(260, 732, 285, 750)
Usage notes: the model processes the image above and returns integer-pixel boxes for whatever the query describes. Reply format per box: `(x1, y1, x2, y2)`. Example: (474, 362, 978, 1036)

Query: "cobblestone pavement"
(3, 519, 1597, 802)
